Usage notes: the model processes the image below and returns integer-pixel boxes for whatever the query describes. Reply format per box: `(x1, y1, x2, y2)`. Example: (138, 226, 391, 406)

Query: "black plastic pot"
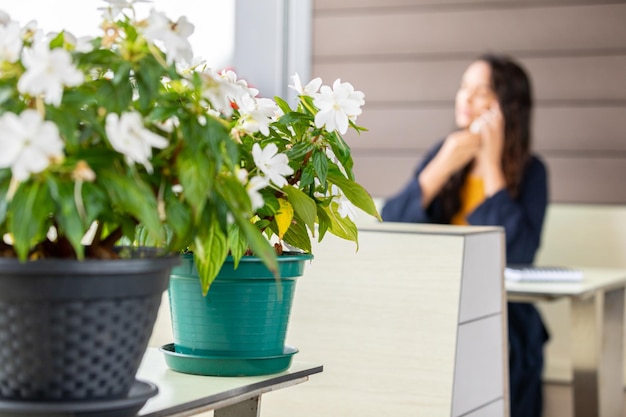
(0, 248, 179, 401)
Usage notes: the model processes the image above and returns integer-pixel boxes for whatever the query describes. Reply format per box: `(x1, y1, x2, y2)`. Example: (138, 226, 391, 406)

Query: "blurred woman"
(382, 54, 549, 417)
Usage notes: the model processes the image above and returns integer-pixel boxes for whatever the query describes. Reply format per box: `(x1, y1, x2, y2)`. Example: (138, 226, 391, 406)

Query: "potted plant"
(0, 1, 260, 413)
(164, 69, 381, 375)
(0, 0, 379, 401)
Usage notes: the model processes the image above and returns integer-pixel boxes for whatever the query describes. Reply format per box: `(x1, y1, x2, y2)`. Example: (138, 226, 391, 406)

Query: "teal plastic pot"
(168, 252, 312, 358)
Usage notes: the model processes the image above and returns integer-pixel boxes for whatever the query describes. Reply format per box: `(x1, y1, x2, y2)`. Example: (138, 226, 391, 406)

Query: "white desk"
(136, 348, 323, 416)
(506, 267, 626, 417)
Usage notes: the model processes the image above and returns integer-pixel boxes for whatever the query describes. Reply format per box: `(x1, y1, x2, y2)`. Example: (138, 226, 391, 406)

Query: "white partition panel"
(262, 222, 508, 417)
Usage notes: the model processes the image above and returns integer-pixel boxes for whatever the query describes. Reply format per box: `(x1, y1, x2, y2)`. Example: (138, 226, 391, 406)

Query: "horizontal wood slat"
(353, 154, 626, 204)
(313, 56, 626, 103)
(314, 0, 621, 11)
(343, 106, 626, 153)
(315, 0, 518, 10)
(313, 4, 626, 58)
(544, 156, 626, 203)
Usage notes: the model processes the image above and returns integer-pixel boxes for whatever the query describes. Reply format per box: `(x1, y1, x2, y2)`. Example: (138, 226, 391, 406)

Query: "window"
(0, 0, 235, 69)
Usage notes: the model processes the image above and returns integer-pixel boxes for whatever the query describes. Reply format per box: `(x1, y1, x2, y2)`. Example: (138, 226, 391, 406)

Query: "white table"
(136, 348, 323, 417)
(506, 267, 626, 417)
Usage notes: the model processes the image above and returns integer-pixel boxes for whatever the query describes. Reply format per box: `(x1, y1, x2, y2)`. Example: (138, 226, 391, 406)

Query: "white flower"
(200, 68, 248, 116)
(99, 0, 150, 21)
(0, 109, 64, 181)
(0, 20, 23, 63)
(237, 95, 278, 136)
(61, 32, 94, 53)
(201, 68, 245, 117)
(143, 9, 194, 65)
(155, 116, 179, 133)
(289, 73, 322, 96)
(252, 143, 293, 188)
(0, 10, 10, 25)
(237, 169, 268, 211)
(331, 185, 357, 221)
(17, 38, 84, 106)
(247, 175, 269, 210)
(177, 56, 207, 74)
(105, 111, 169, 173)
(313, 79, 365, 134)
(220, 69, 258, 96)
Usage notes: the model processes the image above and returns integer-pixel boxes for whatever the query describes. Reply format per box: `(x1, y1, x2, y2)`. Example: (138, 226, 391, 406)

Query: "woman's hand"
(418, 130, 481, 207)
(473, 104, 506, 196)
(475, 104, 504, 166)
(437, 130, 482, 176)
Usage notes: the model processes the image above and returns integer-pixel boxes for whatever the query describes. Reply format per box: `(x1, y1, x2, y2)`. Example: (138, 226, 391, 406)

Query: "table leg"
(214, 396, 261, 417)
(571, 288, 625, 417)
(599, 288, 624, 417)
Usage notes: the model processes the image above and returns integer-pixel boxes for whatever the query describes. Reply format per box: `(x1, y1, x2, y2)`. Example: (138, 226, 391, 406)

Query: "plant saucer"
(0, 379, 157, 417)
(160, 343, 298, 377)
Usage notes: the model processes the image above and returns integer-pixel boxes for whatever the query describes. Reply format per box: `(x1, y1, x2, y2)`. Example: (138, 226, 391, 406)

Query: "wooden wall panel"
(312, 0, 626, 204)
(313, 4, 626, 58)
(343, 108, 455, 151)
(350, 155, 419, 201)
(315, 0, 517, 9)
(313, 56, 626, 102)
(342, 106, 626, 154)
(524, 56, 626, 102)
(543, 157, 626, 204)
(533, 107, 626, 153)
(314, 0, 612, 11)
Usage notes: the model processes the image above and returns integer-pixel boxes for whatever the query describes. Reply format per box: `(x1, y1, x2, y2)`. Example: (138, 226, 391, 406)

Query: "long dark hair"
(439, 53, 533, 223)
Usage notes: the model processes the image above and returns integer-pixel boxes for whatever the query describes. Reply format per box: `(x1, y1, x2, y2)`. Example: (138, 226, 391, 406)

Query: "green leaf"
(135, 58, 163, 112)
(163, 191, 194, 251)
(282, 213, 312, 253)
(327, 132, 354, 178)
(193, 205, 229, 295)
(198, 116, 234, 166)
(79, 181, 110, 224)
(98, 171, 163, 242)
(227, 222, 248, 269)
(96, 79, 132, 113)
(10, 181, 54, 260)
(278, 111, 312, 126)
(237, 216, 277, 273)
(45, 106, 81, 150)
(215, 175, 251, 214)
(322, 204, 359, 247)
(312, 150, 328, 185)
(300, 164, 316, 189)
(283, 185, 317, 232)
(46, 177, 87, 259)
(278, 111, 313, 138)
(286, 141, 314, 161)
(316, 204, 331, 241)
(327, 168, 381, 221)
(49, 32, 65, 49)
(176, 147, 214, 217)
(0, 171, 10, 225)
(0, 84, 17, 109)
(274, 96, 292, 115)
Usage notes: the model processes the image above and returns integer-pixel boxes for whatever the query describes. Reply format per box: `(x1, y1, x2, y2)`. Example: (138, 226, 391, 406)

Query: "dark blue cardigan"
(382, 140, 550, 417)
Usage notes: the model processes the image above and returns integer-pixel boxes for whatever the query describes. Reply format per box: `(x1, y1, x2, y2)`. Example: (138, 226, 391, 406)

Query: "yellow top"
(450, 175, 485, 225)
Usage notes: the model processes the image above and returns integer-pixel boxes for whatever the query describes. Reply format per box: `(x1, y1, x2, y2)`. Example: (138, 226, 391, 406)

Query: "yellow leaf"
(276, 198, 294, 238)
